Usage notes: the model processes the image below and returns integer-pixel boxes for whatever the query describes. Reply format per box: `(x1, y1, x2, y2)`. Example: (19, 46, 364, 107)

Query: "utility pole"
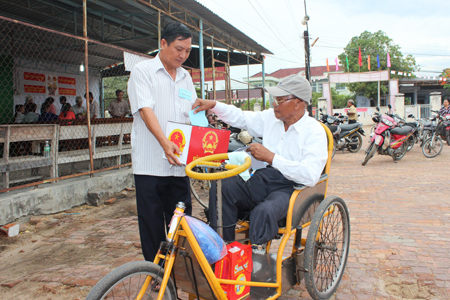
(302, 0, 312, 116)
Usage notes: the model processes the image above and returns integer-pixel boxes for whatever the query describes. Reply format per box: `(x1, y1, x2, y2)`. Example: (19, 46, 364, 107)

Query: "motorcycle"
(362, 107, 416, 166)
(433, 110, 450, 146)
(319, 108, 365, 156)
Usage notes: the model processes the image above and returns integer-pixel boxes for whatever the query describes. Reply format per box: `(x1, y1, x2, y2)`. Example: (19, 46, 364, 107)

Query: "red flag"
(187, 126, 230, 164)
(367, 55, 371, 70)
(358, 46, 362, 67)
(326, 58, 330, 71)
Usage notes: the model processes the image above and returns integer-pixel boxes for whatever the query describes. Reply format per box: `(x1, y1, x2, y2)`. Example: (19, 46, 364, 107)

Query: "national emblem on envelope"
(165, 121, 230, 165)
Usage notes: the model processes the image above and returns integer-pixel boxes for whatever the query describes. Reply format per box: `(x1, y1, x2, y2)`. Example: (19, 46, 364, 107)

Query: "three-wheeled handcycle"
(86, 124, 350, 300)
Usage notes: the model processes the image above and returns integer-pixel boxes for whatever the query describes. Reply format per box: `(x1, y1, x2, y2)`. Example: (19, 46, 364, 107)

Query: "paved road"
(1, 127, 449, 299)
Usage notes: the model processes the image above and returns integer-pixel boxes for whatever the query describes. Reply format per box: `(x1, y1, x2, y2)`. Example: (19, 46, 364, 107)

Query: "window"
(336, 83, 345, 90)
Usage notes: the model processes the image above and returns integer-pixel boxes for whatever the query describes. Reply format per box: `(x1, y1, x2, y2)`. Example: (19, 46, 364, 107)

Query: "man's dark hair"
(59, 96, 67, 103)
(41, 102, 50, 114)
(84, 92, 94, 99)
(44, 97, 55, 104)
(116, 89, 123, 96)
(61, 103, 72, 117)
(161, 22, 192, 45)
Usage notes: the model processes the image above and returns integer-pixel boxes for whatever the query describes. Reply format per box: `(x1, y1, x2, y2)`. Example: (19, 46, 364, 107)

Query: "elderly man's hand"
(192, 98, 216, 114)
(247, 143, 274, 164)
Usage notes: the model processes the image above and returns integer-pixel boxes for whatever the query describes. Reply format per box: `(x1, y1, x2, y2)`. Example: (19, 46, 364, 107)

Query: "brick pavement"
(1, 127, 449, 299)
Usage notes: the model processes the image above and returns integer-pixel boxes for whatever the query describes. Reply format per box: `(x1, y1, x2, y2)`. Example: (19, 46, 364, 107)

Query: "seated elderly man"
(192, 74, 328, 244)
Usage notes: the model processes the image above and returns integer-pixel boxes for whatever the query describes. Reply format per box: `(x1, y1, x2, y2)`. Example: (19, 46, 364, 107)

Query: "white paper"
(233, 146, 267, 170)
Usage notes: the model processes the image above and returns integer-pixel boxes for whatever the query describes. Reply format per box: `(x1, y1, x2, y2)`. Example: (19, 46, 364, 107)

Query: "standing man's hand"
(246, 143, 275, 164)
(162, 140, 182, 165)
(192, 99, 216, 114)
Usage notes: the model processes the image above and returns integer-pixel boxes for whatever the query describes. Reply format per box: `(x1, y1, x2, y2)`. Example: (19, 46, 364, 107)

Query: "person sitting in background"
(25, 95, 34, 105)
(440, 98, 450, 116)
(23, 103, 39, 123)
(84, 92, 99, 119)
(14, 104, 25, 123)
(38, 102, 58, 122)
(58, 103, 76, 121)
(59, 96, 67, 114)
(108, 89, 130, 118)
(72, 96, 87, 118)
(41, 97, 58, 117)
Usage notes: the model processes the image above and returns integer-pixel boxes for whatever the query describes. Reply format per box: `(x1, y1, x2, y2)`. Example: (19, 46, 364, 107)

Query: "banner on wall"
(22, 72, 77, 96)
(188, 67, 226, 83)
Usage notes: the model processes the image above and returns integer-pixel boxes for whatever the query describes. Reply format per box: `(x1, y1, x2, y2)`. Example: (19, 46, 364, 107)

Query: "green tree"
(311, 91, 322, 107)
(441, 68, 450, 92)
(330, 88, 355, 109)
(338, 30, 418, 100)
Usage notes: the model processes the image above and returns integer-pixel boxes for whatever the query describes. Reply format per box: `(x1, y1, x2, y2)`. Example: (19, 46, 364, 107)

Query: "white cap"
(264, 73, 312, 104)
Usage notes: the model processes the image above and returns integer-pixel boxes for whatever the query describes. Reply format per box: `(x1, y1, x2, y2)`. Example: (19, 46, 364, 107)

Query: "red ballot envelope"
(165, 122, 230, 164)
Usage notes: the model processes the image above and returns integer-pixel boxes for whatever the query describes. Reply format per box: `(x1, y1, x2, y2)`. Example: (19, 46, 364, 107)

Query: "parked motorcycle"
(362, 107, 416, 166)
(432, 110, 450, 146)
(319, 108, 365, 155)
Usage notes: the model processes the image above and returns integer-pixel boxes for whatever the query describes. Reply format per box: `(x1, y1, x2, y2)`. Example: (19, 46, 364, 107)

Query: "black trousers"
(348, 120, 357, 124)
(208, 167, 295, 244)
(134, 175, 192, 261)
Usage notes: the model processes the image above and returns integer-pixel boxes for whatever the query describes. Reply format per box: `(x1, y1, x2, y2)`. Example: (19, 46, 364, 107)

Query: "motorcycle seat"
(390, 125, 413, 135)
(339, 123, 360, 131)
(423, 121, 433, 127)
(406, 122, 418, 127)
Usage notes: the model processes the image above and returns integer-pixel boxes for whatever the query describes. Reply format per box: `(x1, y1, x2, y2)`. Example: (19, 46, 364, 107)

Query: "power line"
(247, 0, 301, 60)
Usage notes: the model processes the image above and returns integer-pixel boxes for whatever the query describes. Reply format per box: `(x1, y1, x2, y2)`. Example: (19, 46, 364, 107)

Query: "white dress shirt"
(128, 55, 197, 176)
(212, 102, 327, 186)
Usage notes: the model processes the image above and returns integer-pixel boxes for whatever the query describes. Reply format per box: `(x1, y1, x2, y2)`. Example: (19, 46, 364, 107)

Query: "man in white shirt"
(128, 22, 196, 261)
(192, 73, 328, 244)
(84, 92, 100, 119)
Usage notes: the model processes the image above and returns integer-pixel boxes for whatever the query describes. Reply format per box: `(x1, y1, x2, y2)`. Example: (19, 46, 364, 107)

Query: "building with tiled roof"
(245, 65, 349, 94)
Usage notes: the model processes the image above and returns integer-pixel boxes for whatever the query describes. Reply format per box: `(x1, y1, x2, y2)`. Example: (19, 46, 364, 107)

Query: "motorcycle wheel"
(422, 136, 444, 158)
(392, 142, 407, 161)
(361, 142, 377, 166)
(406, 136, 415, 152)
(347, 133, 362, 153)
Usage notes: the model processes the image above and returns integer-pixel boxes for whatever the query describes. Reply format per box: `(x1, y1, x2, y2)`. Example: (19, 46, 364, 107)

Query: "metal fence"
(0, 16, 141, 192)
(405, 104, 431, 119)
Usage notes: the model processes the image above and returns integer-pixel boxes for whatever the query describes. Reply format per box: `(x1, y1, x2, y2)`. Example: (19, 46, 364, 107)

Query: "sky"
(195, 0, 450, 85)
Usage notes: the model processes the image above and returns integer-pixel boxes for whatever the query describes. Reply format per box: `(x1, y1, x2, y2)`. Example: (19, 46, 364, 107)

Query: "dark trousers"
(134, 175, 192, 261)
(348, 120, 357, 124)
(208, 167, 295, 244)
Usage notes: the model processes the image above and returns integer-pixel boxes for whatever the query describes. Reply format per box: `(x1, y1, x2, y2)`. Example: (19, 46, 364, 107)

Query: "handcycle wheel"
(422, 136, 443, 158)
(304, 196, 350, 300)
(361, 141, 376, 166)
(347, 133, 362, 153)
(85, 261, 176, 300)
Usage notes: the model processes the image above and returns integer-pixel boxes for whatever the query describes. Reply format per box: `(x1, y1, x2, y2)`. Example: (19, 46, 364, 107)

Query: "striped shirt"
(128, 55, 197, 176)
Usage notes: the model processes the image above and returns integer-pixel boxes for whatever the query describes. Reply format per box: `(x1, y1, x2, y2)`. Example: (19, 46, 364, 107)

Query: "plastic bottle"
(167, 202, 186, 242)
(43, 141, 50, 158)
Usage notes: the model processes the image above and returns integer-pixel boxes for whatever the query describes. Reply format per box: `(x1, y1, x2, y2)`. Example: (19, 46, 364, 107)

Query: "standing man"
(108, 89, 130, 118)
(128, 22, 196, 261)
(84, 92, 100, 119)
(346, 99, 358, 124)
